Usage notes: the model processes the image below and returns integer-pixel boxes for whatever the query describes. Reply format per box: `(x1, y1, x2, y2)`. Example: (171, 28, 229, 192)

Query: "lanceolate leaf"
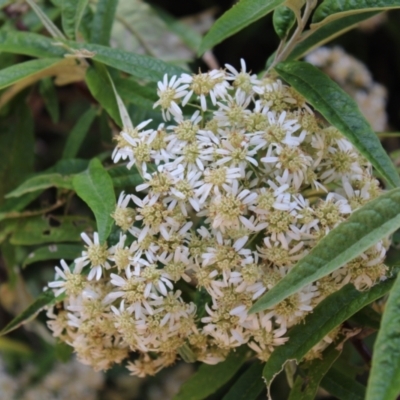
(39, 77, 60, 123)
(222, 361, 265, 400)
(288, 345, 342, 400)
(173, 346, 249, 400)
(198, 0, 285, 56)
(262, 278, 396, 388)
(62, 107, 98, 159)
(275, 61, 400, 188)
(312, 0, 400, 26)
(0, 290, 58, 336)
(0, 58, 60, 90)
(250, 188, 400, 314)
(366, 272, 400, 400)
(90, 0, 118, 45)
(321, 368, 366, 400)
(287, 12, 379, 61)
(73, 158, 116, 244)
(23, 244, 83, 267)
(273, 5, 296, 39)
(5, 173, 74, 198)
(61, 0, 90, 39)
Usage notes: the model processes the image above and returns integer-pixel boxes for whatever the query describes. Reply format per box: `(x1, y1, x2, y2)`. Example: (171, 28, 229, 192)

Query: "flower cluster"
(47, 60, 389, 375)
(306, 46, 388, 132)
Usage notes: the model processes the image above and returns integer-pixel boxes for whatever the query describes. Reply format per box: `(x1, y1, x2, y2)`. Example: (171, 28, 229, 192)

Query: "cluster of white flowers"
(46, 60, 389, 375)
(306, 46, 388, 132)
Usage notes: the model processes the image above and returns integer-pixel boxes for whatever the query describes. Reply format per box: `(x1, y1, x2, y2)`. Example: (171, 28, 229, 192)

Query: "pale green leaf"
(275, 61, 400, 188)
(5, 173, 74, 198)
(0, 290, 58, 336)
(23, 244, 83, 267)
(90, 0, 118, 45)
(61, 0, 90, 39)
(73, 158, 116, 244)
(0, 58, 60, 90)
(198, 0, 285, 55)
(262, 278, 396, 388)
(250, 189, 400, 314)
(114, 77, 157, 111)
(173, 346, 249, 400)
(222, 361, 265, 400)
(62, 107, 97, 159)
(0, 337, 31, 355)
(366, 272, 400, 400)
(312, 0, 400, 27)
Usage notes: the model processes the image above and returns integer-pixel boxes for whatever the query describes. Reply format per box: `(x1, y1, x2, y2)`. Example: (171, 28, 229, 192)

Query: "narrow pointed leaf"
(61, 0, 90, 39)
(274, 61, 400, 187)
(250, 189, 400, 314)
(73, 158, 116, 244)
(312, 0, 400, 26)
(90, 0, 118, 45)
(366, 272, 400, 400)
(23, 244, 83, 267)
(262, 277, 396, 387)
(288, 345, 342, 400)
(62, 107, 97, 159)
(6, 173, 74, 198)
(222, 361, 265, 400)
(321, 368, 366, 400)
(173, 346, 249, 400)
(0, 58, 60, 90)
(198, 0, 285, 55)
(39, 77, 60, 123)
(0, 290, 58, 336)
(286, 12, 379, 61)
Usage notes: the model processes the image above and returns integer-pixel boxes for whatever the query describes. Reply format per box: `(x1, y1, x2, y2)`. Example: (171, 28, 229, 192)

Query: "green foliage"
(198, 0, 285, 55)
(90, 0, 118, 45)
(273, 5, 296, 39)
(173, 346, 249, 400)
(72, 158, 116, 244)
(366, 272, 400, 400)
(23, 244, 83, 267)
(39, 77, 60, 123)
(251, 188, 400, 313)
(321, 368, 366, 400)
(262, 277, 396, 386)
(222, 361, 265, 400)
(61, 0, 89, 40)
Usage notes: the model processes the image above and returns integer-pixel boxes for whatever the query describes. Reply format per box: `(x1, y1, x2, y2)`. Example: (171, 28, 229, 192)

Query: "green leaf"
(10, 216, 91, 245)
(108, 165, 144, 188)
(250, 188, 400, 314)
(0, 337, 32, 355)
(349, 305, 381, 330)
(312, 0, 400, 26)
(85, 63, 122, 127)
(0, 58, 60, 90)
(288, 345, 342, 400)
(23, 244, 83, 267)
(55, 340, 73, 362)
(50, 158, 90, 175)
(173, 346, 249, 400)
(321, 368, 366, 400)
(262, 278, 395, 387)
(0, 192, 42, 222)
(0, 31, 65, 58)
(222, 361, 265, 400)
(275, 61, 400, 187)
(287, 12, 379, 61)
(90, 0, 118, 45)
(366, 272, 400, 400)
(0, 290, 57, 336)
(114, 77, 157, 110)
(273, 5, 296, 39)
(61, 0, 89, 39)
(198, 0, 285, 55)
(39, 77, 59, 123)
(0, 102, 35, 206)
(62, 107, 97, 159)
(73, 158, 116, 244)
(5, 173, 74, 198)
